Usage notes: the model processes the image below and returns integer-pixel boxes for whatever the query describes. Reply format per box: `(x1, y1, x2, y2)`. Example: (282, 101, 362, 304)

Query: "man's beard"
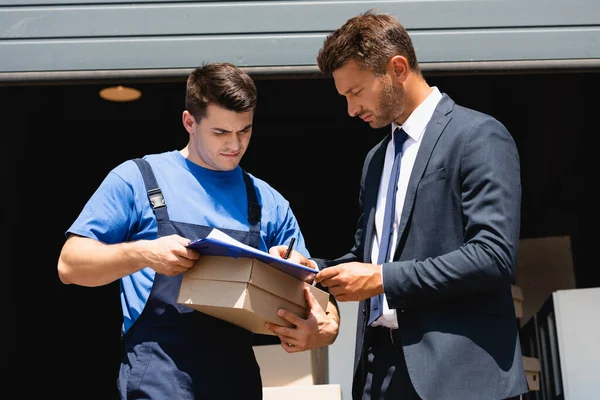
(370, 78, 402, 129)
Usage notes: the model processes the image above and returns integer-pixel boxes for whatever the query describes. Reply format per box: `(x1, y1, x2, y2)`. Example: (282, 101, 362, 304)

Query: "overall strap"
(132, 158, 170, 223)
(242, 170, 261, 247)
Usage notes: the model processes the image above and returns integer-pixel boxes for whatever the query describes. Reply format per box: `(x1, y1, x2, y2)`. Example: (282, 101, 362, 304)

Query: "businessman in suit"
(271, 10, 528, 400)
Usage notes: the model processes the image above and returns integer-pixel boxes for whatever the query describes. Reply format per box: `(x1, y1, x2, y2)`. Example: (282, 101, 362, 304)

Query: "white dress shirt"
(370, 87, 443, 328)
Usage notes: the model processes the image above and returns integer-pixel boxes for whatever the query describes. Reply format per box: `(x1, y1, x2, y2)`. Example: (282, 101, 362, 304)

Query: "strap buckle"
(148, 188, 166, 209)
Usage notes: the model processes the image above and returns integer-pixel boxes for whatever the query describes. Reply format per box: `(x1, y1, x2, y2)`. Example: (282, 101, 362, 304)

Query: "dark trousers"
(362, 327, 420, 400)
(362, 327, 523, 400)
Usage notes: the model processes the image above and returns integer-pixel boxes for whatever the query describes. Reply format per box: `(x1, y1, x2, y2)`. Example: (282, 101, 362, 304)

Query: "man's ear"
(389, 55, 409, 84)
(182, 110, 196, 134)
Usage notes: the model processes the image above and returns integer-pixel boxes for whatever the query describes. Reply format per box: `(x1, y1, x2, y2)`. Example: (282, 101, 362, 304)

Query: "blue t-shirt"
(67, 150, 310, 334)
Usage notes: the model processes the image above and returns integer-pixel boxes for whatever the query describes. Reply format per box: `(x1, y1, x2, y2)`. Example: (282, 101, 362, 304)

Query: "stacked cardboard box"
(254, 344, 340, 399)
(262, 384, 342, 400)
(177, 255, 329, 335)
(253, 343, 327, 387)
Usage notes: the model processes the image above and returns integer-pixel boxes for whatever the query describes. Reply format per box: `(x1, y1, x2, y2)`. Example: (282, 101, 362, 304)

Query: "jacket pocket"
(417, 167, 446, 191)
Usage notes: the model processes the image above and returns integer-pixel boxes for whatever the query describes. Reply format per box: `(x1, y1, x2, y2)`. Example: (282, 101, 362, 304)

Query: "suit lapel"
(393, 95, 454, 257)
(362, 136, 390, 263)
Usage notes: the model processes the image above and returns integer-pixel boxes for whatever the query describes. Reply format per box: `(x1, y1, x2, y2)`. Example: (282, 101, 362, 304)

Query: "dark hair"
(317, 9, 421, 76)
(185, 62, 257, 121)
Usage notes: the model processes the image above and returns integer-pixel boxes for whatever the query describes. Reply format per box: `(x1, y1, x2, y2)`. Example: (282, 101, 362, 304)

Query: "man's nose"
(347, 100, 360, 117)
(229, 135, 243, 151)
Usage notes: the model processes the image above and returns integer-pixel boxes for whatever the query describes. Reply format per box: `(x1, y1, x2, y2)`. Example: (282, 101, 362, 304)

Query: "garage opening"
(1, 68, 596, 398)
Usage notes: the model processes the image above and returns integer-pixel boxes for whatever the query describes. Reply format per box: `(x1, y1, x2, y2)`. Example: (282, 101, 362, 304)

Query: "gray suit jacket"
(315, 94, 529, 400)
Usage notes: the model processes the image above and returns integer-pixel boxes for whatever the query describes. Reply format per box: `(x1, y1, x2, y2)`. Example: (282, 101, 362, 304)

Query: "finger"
(268, 245, 286, 258)
(285, 250, 306, 265)
(303, 286, 322, 312)
(314, 267, 338, 283)
(267, 328, 305, 353)
(335, 293, 350, 302)
(186, 248, 201, 260)
(276, 308, 303, 327)
(264, 323, 295, 339)
(181, 248, 201, 261)
(281, 341, 302, 353)
(265, 332, 295, 351)
(176, 255, 198, 269)
(174, 245, 201, 261)
(318, 277, 331, 288)
(319, 276, 341, 288)
(328, 285, 344, 298)
(275, 333, 303, 351)
(172, 234, 194, 246)
(275, 332, 298, 345)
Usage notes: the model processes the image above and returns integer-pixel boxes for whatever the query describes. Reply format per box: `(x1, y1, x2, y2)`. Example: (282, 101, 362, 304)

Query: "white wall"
(327, 301, 358, 399)
(553, 288, 600, 400)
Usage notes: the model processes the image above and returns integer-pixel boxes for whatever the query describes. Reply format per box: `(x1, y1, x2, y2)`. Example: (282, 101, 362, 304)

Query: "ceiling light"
(99, 85, 142, 102)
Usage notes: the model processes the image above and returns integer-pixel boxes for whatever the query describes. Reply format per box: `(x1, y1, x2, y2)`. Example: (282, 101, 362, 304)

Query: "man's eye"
(352, 90, 362, 96)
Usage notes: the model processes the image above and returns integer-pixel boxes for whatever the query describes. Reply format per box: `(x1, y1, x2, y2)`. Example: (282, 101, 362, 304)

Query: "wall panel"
(1, 0, 599, 80)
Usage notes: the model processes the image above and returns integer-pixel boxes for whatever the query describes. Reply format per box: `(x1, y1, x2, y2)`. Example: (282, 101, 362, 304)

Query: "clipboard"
(187, 229, 318, 281)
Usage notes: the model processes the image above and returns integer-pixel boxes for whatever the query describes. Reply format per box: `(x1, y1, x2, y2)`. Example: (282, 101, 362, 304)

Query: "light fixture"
(99, 85, 142, 102)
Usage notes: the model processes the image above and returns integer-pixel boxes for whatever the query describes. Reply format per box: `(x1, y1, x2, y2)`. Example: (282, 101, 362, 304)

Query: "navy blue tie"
(368, 127, 408, 325)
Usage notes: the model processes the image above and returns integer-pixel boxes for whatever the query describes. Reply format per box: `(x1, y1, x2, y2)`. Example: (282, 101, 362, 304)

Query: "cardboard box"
(512, 285, 524, 319)
(253, 344, 328, 386)
(516, 236, 575, 323)
(263, 384, 342, 400)
(522, 356, 541, 391)
(177, 255, 329, 335)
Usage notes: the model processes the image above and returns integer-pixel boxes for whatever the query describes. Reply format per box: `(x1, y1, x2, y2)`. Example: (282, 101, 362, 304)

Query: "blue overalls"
(117, 158, 263, 399)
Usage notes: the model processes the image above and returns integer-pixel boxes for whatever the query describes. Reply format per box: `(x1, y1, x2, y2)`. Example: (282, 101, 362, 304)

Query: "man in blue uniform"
(57, 62, 340, 399)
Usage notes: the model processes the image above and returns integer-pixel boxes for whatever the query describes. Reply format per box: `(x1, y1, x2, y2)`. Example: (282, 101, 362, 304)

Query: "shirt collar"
(391, 86, 442, 141)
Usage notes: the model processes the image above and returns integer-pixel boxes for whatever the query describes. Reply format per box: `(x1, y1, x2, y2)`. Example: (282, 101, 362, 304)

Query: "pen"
(284, 237, 296, 259)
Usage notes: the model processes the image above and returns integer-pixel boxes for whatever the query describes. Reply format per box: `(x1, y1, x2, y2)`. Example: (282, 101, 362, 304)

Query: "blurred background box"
(263, 384, 342, 400)
(516, 236, 576, 324)
(253, 343, 328, 387)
